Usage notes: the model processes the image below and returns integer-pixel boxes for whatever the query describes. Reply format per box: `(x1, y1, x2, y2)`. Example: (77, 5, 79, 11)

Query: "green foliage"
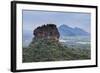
(23, 39, 90, 63)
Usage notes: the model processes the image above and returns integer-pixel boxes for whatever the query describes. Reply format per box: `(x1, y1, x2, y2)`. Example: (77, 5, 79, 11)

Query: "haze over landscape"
(22, 10, 91, 47)
(22, 10, 91, 62)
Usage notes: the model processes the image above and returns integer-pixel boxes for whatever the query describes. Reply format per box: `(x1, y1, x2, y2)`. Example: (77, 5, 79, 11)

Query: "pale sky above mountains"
(23, 10, 91, 36)
(22, 10, 91, 47)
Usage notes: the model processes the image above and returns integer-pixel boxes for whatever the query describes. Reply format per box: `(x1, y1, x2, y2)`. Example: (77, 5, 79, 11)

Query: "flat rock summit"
(33, 24, 60, 42)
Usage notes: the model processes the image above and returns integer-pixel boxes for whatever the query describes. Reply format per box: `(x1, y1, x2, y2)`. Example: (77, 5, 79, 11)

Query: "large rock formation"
(23, 24, 90, 62)
(33, 24, 60, 42)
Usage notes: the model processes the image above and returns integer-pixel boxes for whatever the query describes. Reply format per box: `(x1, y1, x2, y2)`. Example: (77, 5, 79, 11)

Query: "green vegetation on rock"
(23, 39, 90, 62)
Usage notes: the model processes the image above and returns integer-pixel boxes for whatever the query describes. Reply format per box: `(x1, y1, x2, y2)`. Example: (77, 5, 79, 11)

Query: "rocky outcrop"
(33, 24, 60, 41)
(23, 24, 90, 62)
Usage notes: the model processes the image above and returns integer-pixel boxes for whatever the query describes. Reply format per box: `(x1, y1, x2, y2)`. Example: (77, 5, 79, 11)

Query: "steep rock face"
(33, 24, 60, 41)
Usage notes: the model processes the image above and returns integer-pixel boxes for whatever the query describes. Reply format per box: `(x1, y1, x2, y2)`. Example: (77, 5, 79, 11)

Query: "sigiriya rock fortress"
(33, 24, 60, 42)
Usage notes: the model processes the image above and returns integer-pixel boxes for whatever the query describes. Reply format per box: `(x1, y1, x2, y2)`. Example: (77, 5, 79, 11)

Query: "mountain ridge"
(58, 24, 90, 37)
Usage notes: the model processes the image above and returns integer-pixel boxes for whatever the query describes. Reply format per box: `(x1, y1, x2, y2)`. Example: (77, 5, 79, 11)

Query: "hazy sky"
(22, 10, 91, 47)
(23, 10, 91, 37)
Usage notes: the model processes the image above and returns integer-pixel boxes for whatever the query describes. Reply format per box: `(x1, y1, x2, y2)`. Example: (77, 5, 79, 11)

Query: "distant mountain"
(58, 24, 90, 37)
